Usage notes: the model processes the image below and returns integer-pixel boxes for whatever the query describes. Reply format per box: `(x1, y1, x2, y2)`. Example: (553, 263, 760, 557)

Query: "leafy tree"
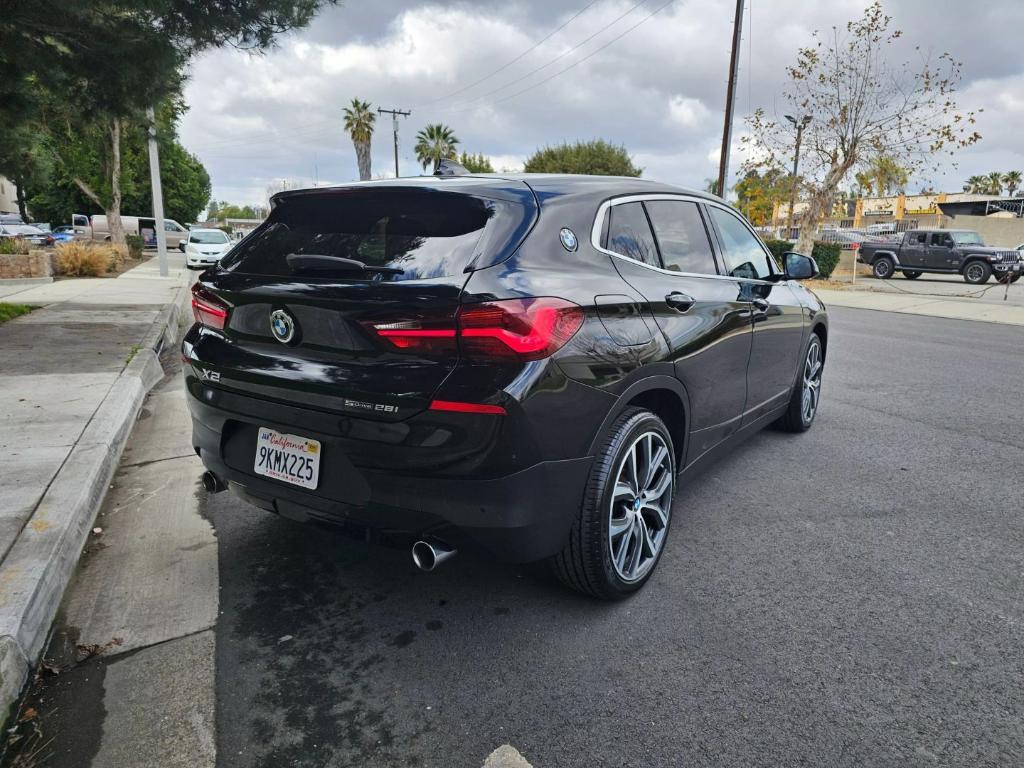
(1, 1, 338, 243)
(741, 2, 980, 255)
(208, 201, 264, 221)
(733, 167, 791, 226)
(1004, 170, 1023, 197)
(962, 175, 987, 194)
(343, 98, 375, 181)
(415, 124, 459, 172)
(458, 152, 494, 173)
(524, 140, 641, 177)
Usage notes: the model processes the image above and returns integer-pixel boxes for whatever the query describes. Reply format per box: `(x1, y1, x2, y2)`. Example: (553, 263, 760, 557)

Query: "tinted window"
(220, 190, 527, 281)
(605, 202, 659, 267)
(708, 206, 774, 280)
(912, 233, 927, 244)
(644, 201, 717, 275)
(931, 233, 954, 247)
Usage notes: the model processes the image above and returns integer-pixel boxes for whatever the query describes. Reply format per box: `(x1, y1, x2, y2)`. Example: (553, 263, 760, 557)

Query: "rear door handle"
(665, 292, 695, 312)
(752, 298, 770, 312)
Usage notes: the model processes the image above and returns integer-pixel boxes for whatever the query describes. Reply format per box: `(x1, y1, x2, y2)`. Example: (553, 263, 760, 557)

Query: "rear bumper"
(186, 380, 593, 562)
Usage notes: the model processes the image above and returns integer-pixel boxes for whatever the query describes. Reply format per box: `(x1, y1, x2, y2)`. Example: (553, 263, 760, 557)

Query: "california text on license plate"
(254, 427, 321, 489)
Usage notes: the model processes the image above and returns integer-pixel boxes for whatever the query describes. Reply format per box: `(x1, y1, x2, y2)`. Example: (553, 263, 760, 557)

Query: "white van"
(73, 213, 188, 249)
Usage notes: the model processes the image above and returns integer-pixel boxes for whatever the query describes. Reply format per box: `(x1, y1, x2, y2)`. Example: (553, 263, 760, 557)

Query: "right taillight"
(191, 283, 229, 330)
(368, 297, 583, 362)
(458, 297, 584, 361)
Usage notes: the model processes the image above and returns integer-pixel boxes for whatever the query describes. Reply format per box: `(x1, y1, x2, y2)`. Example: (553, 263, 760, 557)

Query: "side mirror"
(783, 252, 819, 280)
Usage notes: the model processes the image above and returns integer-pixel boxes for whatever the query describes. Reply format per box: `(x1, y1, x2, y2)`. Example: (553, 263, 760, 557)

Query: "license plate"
(254, 427, 321, 489)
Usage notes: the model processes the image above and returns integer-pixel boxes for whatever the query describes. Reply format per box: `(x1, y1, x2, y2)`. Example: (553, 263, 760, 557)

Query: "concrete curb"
(0, 278, 189, 723)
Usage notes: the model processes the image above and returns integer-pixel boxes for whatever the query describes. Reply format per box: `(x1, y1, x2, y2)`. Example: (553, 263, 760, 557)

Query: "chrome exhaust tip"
(201, 470, 227, 494)
(411, 539, 456, 572)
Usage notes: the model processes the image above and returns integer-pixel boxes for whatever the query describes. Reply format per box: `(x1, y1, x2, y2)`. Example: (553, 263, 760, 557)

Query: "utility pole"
(377, 107, 410, 178)
(715, 0, 745, 199)
(784, 114, 812, 239)
(145, 106, 168, 277)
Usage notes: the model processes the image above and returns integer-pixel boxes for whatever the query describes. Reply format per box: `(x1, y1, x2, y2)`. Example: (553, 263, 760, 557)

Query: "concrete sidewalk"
(0, 254, 190, 721)
(812, 286, 1024, 326)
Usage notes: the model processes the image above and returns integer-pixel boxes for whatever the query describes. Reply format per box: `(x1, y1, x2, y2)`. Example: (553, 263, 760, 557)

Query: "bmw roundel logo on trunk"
(270, 309, 296, 344)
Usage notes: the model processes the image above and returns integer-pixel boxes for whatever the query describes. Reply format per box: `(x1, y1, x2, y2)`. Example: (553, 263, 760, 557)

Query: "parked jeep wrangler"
(858, 229, 1023, 284)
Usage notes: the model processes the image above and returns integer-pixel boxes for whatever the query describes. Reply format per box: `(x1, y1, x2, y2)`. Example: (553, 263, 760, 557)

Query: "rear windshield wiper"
(285, 253, 404, 275)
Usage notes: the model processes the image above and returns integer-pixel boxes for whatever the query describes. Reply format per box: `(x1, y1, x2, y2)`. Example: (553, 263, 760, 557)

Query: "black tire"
(963, 260, 991, 285)
(872, 257, 894, 279)
(776, 333, 824, 433)
(903, 270, 921, 279)
(1012, 273, 1022, 284)
(995, 271, 1020, 284)
(552, 407, 675, 600)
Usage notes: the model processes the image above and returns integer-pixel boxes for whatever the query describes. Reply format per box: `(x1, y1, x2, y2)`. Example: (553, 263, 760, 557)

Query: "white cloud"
(178, 0, 1024, 206)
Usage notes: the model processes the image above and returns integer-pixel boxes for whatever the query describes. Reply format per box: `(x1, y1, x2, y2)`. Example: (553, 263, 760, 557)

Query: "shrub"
(764, 239, 793, 263)
(810, 241, 842, 279)
(55, 242, 114, 276)
(125, 234, 144, 260)
(762, 238, 840, 279)
(0, 237, 30, 255)
(107, 244, 129, 272)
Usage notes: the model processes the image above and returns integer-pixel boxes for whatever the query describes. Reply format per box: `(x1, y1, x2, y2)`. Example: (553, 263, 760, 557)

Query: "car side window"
(707, 206, 774, 280)
(605, 202, 659, 267)
(913, 233, 927, 245)
(643, 201, 718, 275)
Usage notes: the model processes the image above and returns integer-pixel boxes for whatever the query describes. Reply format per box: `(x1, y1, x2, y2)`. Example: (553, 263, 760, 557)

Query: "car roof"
(271, 174, 724, 209)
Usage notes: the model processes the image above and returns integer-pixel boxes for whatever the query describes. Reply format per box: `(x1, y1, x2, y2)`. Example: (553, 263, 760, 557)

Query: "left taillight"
(191, 283, 229, 330)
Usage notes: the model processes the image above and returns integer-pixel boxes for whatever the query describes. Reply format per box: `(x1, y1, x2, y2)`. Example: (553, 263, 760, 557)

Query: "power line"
(434, 0, 650, 113)
(415, 0, 602, 108)
(440, 0, 676, 114)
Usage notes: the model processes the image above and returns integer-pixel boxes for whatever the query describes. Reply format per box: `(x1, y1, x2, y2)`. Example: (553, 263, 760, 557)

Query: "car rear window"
(219, 188, 534, 281)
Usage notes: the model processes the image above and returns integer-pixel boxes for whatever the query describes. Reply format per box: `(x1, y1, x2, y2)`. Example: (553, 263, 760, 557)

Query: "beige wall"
(940, 215, 1024, 247)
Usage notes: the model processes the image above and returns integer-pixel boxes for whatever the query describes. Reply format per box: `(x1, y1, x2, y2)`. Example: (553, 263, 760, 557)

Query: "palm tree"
(963, 175, 987, 194)
(343, 98, 375, 181)
(1003, 170, 1022, 197)
(414, 124, 459, 172)
(985, 171, 1004, 196)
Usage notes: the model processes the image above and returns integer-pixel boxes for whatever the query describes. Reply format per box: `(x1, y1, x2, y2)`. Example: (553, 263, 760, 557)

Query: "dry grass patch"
(55, 241, 117, 276)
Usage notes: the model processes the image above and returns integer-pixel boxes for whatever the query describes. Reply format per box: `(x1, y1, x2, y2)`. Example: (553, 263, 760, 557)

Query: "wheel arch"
(959, 255, 989, 273)
(587, 375, 690, 468)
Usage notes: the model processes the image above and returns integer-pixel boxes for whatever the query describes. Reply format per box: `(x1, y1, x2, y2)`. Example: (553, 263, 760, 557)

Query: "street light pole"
(146, 106, 168, 277)
(784, 114, 812, 239)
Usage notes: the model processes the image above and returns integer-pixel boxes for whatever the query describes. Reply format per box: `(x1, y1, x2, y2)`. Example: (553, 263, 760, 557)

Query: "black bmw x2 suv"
(183, 171, 828, 599)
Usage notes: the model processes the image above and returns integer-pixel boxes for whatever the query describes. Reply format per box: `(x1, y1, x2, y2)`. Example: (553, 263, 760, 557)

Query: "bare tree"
(742, 1, 981, 254)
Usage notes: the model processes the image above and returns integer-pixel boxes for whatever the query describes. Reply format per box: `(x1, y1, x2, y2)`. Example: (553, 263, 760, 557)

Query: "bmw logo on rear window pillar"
(270, 309, 296, 344)
(559, 227, 578, 252)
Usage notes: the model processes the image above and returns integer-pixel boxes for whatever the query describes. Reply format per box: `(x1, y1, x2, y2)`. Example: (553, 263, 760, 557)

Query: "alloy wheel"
(801, 337, 823, 424)
(608, 431, 673, 582)
(966, 263, 984, 282)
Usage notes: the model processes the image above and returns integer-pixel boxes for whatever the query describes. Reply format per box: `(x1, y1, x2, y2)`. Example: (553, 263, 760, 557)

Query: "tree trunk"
(107, 117, 126, 246)
(355, 140, 371, 181)
(795, 163, 850, 255)
(14, 175, 28, 222)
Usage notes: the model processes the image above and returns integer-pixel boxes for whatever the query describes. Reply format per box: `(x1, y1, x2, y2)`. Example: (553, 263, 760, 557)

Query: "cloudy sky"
(178, 0, 1024, 207)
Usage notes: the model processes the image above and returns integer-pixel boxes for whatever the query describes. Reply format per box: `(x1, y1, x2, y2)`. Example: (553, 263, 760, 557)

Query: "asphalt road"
(209, 306, 1023, 768)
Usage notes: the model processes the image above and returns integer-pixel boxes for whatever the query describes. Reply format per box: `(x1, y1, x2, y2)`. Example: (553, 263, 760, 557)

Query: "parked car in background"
(49, 225, 75, 243)
(184, 228, 233, 269)
(183, 174, 829, 599)
(72, 213, 188, 249)
(0, 213, 24, 225)
(0, 223, 54, 247)
(858, 229, 1022, 284)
